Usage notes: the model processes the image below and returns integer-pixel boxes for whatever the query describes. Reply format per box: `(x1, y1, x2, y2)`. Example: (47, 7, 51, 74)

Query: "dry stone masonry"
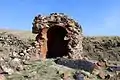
(32, 13, 83, 60)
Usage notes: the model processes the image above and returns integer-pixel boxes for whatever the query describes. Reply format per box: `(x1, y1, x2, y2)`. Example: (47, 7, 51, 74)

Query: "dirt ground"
(0, 29, 120, 80)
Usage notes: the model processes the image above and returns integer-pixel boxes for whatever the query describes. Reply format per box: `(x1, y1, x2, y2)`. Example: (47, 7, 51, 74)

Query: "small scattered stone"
(62, 71, 71, 80)
(97, 71, 106, 79)
(80, 70, 90, 77)
(117, 73, 120, 79)
(9, 58, 22, 71)
(96, 61, 106, 68)
(74, 71, 84, 80)
(105, 74, 110, 79)
(23, 50, 27, 53)
(3, 68, 14, 75)
(12, 52, 18, 57)
(92, 69, 100, 75)
(19, 53, 25, 56)
(25, 56, 30, 60)
(0, 74, 6, 80)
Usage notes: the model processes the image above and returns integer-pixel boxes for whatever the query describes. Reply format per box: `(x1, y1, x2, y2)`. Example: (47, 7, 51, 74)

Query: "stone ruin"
(32, 13, 83, 60)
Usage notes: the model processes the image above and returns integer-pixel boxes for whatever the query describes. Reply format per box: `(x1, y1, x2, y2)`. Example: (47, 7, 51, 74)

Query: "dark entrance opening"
(47, 25, 68, 58)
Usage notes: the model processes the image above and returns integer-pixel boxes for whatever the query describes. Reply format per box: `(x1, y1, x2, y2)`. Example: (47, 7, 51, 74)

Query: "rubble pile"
(83, 37, 120, 61)
(32, 13, 83, 59)
(0, 31, 119, 80)
(0, 32, 38, 75)
(55, 58, 120, 80)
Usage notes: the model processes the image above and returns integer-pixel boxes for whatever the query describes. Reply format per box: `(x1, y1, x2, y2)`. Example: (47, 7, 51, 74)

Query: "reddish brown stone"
(62, 72, 71, 80)
(32, 13, 83, 60)
(0, 74, 5, 80)
(97, 71, 106, 79)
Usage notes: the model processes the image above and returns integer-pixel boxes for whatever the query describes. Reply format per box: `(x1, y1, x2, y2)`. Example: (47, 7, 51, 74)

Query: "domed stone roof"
(32, 13, 83, 60)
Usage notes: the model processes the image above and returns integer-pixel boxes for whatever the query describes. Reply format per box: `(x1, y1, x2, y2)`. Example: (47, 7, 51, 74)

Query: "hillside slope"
(0, 29, 120, 80)
(1, 29, 120, 61)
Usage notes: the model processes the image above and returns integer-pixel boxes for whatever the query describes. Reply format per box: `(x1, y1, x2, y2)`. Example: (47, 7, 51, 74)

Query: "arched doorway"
(47, 25, 69, 58)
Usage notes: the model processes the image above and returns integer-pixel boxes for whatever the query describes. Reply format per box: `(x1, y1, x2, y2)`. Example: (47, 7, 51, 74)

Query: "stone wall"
(32, 13, 83, 60)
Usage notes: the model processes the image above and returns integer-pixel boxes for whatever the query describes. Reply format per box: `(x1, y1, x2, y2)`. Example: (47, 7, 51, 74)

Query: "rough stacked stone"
(32, 13, 83, 59)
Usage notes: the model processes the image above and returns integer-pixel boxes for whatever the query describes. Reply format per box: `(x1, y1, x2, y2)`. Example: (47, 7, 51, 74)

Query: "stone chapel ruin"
(32, 13, 83, 59)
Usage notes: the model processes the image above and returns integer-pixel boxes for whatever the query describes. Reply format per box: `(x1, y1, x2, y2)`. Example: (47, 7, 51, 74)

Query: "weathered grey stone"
(55, 58, 95, 73)
(0, 64, 14, 75)
(9, 58, 23, 71)
(32, 13, 83, 59)
(0, 74, 6, 80)
(19, 53, 25, 56)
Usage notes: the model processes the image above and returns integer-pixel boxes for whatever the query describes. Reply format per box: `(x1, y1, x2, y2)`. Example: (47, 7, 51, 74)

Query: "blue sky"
(0, 0, 120, 36)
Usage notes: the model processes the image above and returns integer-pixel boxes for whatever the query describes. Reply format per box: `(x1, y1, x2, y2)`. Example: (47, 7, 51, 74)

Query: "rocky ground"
(0, 29, 120, 80)
(83, 36, 120, 61)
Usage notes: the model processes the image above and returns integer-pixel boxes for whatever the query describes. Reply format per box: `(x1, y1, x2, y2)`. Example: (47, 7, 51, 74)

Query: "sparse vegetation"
(0, 30, 120, 80)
